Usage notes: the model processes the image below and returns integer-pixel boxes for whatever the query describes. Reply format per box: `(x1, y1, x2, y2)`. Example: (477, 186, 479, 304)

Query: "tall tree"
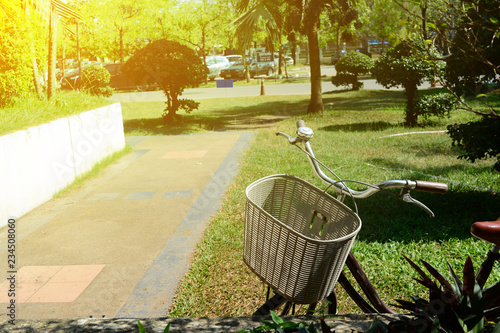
(233, 0, 282, 80)
(302, 0, 343, 114)
(122, 39, 206, 122)
(43, 1, 81, 98)
(175, 0, 236, 82)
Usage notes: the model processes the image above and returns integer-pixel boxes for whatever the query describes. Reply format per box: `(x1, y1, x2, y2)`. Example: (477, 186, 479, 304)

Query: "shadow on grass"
(323, 90, 405, 112)
(124, 98, 311, 134)
(123, 90, 406, 135)
(350, 154, 499, 244)
(351, 188, 499, 244)
(320, 121, 399, 132)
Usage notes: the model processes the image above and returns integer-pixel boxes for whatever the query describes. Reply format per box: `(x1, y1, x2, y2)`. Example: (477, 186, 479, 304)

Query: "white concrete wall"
(0, 103, 125, 227)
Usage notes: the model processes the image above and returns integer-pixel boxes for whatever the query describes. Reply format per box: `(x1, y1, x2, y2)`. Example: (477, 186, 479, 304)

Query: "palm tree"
(233, 0, 282, 81)
(16, 0, 81, 99)
(47, 0, 82, 98)
(302, 0, 329, 114)
(233, 0, 330, 114)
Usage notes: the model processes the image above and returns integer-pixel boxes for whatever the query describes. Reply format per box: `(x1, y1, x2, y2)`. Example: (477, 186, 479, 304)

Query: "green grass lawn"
(0, 91, 112, 136)
(164, 90, 499, 317)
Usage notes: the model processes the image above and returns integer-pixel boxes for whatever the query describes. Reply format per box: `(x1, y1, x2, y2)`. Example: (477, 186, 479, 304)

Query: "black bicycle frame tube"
(344, 252, 397, 314)
(337, 273, 378, 313)
(476, 245, 500, 289)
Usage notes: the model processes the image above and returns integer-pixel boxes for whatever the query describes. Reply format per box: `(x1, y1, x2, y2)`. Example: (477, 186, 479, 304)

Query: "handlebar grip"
(414, 181, 448, 194)
(297, 120, 306, 128)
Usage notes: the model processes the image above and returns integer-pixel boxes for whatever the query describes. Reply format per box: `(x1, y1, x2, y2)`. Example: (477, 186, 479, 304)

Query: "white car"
(225, 55, 242, 65)
(205, 55, 230, 80)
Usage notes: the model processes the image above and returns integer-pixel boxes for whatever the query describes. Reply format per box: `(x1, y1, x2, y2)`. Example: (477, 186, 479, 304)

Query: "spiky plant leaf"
(483, 282, 500, 310)
(462, 256, 476, 298)
(402, 255, 438, 289)
(447, 261, 464, 299)
(484, 306, 500, 321)
(421, 259, 460, 308)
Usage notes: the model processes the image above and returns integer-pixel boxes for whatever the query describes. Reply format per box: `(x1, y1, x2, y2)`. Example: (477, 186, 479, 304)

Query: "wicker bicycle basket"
(244, 174, 362, 304)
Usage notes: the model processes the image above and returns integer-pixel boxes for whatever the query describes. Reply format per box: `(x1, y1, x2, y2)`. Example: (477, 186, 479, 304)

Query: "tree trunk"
(289, 32, 297, 65)
(120, 28, 124, 63)
(31, 50, 44, 100)
(163, 93, 180, 123)
(421, 6, 427, 39)
(306, 11, 324, 115)
(47, 9, 58, 100)
(405, 84, 418, 126)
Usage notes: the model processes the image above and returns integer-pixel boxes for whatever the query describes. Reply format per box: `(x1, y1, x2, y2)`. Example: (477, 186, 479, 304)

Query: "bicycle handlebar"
(277, 119, 448, 216)
(414, 181, 448, 194)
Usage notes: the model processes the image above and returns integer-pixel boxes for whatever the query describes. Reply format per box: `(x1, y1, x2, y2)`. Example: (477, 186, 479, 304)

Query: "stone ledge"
(0, 314, 409, 332)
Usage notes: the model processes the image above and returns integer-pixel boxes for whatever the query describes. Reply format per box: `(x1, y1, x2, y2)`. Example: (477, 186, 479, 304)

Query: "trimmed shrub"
(81, 66, 113, 98)
(331, 73, 362, 90)
(122, 39, 206, 122)
(414, 93, 457, 120)
(448, 115, 500, 171)
(372, 38, 445, 126)
(331, 51, 373, 91)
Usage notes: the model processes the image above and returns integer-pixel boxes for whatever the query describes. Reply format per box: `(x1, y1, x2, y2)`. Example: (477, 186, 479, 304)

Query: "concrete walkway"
(0, 132, 253, 320)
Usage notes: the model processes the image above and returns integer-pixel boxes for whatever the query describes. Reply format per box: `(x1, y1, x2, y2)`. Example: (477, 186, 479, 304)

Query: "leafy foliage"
(0, 3, 44, 107)
(122, 39, 206, 122)
(331, 73, 362, 90)
(441, 0, 500, 171)
(335, 51, 374, 76)
(414, 93, 458, 121)
(81, 65, 113, 98)
(444, 0, 500, 96)
(372, 38, 444, 126)
(240, 311, 333, 333)
(138, 320, 170, 333)
(331, 51, 374, 90)
(448, 115, 500, 171)
(391, 256, 500, 333)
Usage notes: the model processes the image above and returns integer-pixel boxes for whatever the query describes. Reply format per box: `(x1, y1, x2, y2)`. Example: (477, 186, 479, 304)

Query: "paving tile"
(17, 265, 63, 284)
(161, 150, 207, 159)
(123, 191, 156, 200)
(0, 265, 105, 304)
(87, 193, 121, 201)
(49, 264, 105, 283)
(162, 190, 193, 198)
(26, 282, 90, 303)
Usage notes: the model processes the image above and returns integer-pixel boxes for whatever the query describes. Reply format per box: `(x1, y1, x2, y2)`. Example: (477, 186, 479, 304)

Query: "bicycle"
(244, 120, 499, 317)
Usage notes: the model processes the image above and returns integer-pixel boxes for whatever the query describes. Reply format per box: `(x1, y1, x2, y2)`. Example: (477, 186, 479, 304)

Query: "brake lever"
(400, 188, 435, 217)
(276, 132, 299, 145)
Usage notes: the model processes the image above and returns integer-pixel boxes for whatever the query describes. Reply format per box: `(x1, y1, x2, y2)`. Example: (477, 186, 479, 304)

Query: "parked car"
(205, 55, 230, 80)
(331, 50, 347, 65)
(368, 39, 389, 46)
(60, 63, 97, 90)
(225, 55, 242, 65)
(220, 57, 275, 80)
(104, 63, 157, 91)
(60, 63, 157, 91)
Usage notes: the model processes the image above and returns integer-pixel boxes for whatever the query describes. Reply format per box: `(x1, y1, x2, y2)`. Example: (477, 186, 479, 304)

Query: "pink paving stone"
(25, 282, 90, 303)
(0, 265, 105, 303)
(49, 264, 106, 283)
(18, 265, 63, 284)
(161, 150, 207, 159)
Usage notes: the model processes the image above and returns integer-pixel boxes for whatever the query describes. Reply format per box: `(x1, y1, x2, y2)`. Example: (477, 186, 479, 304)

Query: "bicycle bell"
(297, 126, 314, 141)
